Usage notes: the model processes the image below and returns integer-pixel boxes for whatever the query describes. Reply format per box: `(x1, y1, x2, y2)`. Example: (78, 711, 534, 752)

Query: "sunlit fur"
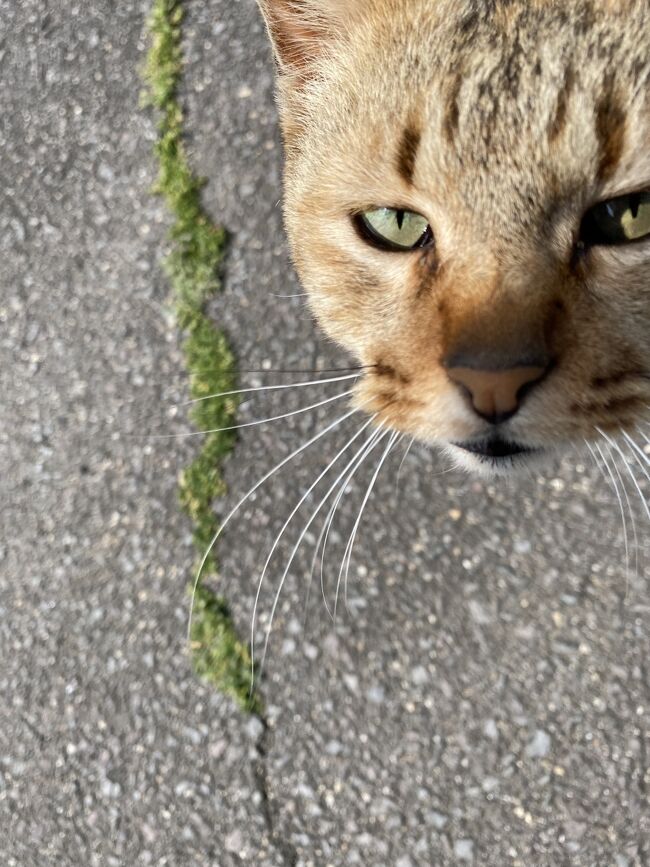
(258, 0, 650, 475)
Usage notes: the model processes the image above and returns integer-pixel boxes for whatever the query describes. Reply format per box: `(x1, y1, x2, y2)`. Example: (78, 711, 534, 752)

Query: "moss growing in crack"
(191, 585, 263, 716)
(143, 0, 260, 714)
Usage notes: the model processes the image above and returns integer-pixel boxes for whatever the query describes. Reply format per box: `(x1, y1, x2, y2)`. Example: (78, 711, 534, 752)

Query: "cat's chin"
(444, 438, 547, 477)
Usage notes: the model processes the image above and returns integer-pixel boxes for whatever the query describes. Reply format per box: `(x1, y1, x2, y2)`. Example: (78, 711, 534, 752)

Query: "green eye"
(355, 207, 433, 252)
(581, 192, 650, 246)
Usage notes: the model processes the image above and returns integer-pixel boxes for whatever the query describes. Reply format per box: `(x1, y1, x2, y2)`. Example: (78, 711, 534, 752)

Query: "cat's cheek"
(295, 279, 385, 356)
(287, 244, 411, 355)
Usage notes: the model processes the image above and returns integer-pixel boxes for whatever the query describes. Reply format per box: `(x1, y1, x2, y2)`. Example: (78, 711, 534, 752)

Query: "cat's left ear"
(257, 0, 359, 82)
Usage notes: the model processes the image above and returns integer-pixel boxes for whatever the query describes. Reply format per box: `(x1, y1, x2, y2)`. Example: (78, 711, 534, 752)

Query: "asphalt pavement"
(1, 1, 649, 865)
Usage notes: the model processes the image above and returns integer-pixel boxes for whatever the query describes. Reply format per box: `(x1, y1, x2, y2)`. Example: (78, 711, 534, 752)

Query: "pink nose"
(447, 365, 548, 423)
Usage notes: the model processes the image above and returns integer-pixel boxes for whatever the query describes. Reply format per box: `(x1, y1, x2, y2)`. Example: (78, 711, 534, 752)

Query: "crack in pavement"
(252, 715, 299, 867)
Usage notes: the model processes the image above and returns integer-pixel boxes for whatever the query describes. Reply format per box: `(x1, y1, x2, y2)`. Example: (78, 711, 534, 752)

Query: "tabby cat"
(255, 0, 650, 476)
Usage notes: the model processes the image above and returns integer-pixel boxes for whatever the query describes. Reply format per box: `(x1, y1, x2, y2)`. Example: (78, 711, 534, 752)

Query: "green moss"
(190, 585, 263, 715)
(143, 0, 261, 714)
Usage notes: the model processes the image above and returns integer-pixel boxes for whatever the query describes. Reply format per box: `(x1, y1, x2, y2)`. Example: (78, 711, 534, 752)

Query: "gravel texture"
(2, 0, 649, 865)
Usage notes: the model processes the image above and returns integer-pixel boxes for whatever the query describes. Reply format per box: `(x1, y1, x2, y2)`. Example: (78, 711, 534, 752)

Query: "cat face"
(258, 0, 650, 474)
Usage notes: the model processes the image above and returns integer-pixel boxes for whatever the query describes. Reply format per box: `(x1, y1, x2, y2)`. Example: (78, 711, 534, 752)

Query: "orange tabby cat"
(256, 0, 650, 475)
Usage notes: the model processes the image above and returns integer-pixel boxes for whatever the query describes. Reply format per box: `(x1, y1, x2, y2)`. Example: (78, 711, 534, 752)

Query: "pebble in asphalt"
(2, 0, 649, 865)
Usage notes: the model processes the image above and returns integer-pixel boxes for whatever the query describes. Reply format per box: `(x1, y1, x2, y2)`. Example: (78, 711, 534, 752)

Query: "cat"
(255, 0, 650, 477)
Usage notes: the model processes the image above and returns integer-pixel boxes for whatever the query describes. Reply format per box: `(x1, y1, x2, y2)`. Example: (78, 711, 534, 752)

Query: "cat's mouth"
(452, 436, 542, 463)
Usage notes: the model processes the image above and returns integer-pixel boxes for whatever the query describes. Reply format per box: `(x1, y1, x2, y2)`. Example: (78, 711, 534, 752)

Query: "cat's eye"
(580, 192, 650, 246)
(354, 207, 433, 252)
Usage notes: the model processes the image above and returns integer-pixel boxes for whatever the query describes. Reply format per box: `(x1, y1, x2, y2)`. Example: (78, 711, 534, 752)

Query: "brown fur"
(595, 83, 628, 181)
(396, 120, 422, 185)
(257, 0, 650, 470)
(548, 66, 575, 144)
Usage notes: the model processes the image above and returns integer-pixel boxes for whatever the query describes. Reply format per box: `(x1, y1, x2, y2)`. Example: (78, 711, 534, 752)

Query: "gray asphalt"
(1, 1, 649, 865)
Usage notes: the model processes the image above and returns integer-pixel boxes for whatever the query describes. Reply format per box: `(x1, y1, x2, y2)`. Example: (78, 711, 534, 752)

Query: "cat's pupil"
(396, 209, 405, 230)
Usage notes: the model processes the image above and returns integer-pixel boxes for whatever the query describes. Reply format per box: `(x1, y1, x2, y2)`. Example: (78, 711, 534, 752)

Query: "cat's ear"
(257, 0, 356, 81)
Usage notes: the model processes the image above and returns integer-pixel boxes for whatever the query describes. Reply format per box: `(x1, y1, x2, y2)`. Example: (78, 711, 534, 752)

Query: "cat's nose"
(446, 359, 550, 424)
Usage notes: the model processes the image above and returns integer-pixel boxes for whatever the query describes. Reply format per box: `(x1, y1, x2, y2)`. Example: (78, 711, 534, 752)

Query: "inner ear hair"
(257, 0, 353, 79)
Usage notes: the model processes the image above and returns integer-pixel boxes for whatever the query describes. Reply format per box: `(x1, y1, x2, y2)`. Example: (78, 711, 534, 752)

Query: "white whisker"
(637, 428, 650, 447)
(143, 390, 354, 440)
(623, 430, 650, 471)
(395, 435, 415, 494)
(187, 405, 361, 642)
(606, 440, 639, 591)
(584, 438, 609, 486)
(335, 430, 400, 620)
(257, 425, 388, 678)
(597, 428, 650, 524)
(184, 373, 363, 407)
(591, 440, 631, 592)
(249, 415, 377, 673)
(313, 427, 385, 620)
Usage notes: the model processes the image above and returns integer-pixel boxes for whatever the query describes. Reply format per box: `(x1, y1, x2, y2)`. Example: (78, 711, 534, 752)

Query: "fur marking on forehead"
(396, 118, 422, 186)
(595, 80, 628, 182)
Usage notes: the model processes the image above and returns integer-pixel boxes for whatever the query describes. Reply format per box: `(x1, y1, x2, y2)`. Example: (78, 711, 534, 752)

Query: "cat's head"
(258, 0, 650, 474)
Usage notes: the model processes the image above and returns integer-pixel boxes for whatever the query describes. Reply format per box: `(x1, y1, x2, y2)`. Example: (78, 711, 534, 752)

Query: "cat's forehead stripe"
(396, 119, 422, 186)
(443, 68, 464, 146)
(547, 66, 575, 145)
(595, 83, 628, 182)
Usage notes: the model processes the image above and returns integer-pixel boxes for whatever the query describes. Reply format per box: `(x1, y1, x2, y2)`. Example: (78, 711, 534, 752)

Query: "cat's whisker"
(584, 439, 608, 486)
(126, 367, 371, 427)
(606, 440, 639, 591)
(238, 366, 373, 376)
(249, 414, 377, 674)
(187, 405, 360, 643)
(395, 435, 415, 494)
(626, 429, 650, 461)
(309, 494, 340, 623)
(140, 390, 354, 440)
(597, 428, 650, 524)
(619, 433, 650, 528)
(133, 364, 369, 388)
(621, 431, 650, 477)
(590, 440, 632, 597)
(342, 431, 401, 614)
(313, 427, 385, 621)
(334, 430, 400, 621)
(298, 431, 381, 633)
(184, 372, 366, 407)
(256, 423, 388, 679)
